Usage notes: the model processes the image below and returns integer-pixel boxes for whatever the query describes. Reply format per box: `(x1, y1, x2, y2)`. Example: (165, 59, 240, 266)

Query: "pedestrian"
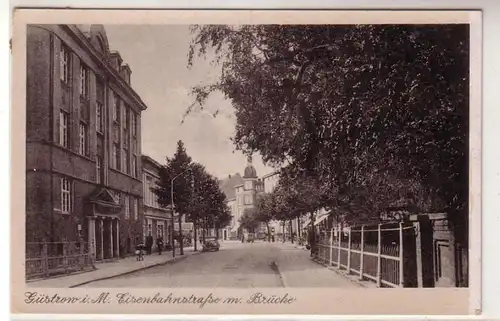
(156, 236, 164, 255)
(135, 243, 145, 261)
(146, 233, 154, 255)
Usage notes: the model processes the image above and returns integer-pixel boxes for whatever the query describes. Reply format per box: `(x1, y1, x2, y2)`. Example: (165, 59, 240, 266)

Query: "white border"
(5, 0, 500, 319)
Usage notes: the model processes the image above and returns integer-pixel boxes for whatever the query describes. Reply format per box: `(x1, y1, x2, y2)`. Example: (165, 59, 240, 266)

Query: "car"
(246, 233, 255, 243)
(202, 238, 220, 252)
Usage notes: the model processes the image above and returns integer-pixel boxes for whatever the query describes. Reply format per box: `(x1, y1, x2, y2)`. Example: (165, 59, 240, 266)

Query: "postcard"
(11, 9, 482, 315)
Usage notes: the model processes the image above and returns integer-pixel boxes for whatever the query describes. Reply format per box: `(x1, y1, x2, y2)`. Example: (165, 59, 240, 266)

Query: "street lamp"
(171, 167, 192, 257)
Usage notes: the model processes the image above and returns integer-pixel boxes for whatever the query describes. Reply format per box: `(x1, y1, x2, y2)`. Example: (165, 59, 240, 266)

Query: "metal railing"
(26, 242, 94, 280)
(314, 222, 414, 287)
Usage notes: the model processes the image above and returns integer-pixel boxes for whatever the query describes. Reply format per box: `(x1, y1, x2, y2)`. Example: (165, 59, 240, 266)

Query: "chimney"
(109, 51, 122, 71)
(120, 64, 132, 85)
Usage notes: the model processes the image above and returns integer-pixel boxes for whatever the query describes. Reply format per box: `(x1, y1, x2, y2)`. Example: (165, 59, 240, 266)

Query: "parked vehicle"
(202, 238, 220, 252)
(246, 233, 255, 243)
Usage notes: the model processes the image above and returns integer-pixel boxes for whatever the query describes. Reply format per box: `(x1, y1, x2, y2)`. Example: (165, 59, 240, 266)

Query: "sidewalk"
(273, 242, 362, 288)
(28, 247, 200, 288)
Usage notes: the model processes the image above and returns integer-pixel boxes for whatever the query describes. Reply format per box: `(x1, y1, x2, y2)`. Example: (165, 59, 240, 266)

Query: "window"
(60, 178, 72, 213)
(133, 198, 138, 220)
(153, 180, 159, 208)
(123, 107, 128, 129)
(147, 219, 153, 237)
(157, 223, 164, 239)
(78, 122, 87, 156)
(244, 195, 251, 205)
(96, 102, 104, 133)
(96, 156, 102, 184)
(131, 113, 137, 137)
(144, 176, 153, 206)
(60, 45, 70, 83)
(112, 143, 120, 170)
(113, 94, 120, 122)
(111, 144, 117, 169)
(79, 64, 89, 98)
(131, 155, 137, 178)
(245, 181, 252, 190)
(59, 111, 69, 147)
(124, 195, 130, 219)
(122, 150, 130, 174)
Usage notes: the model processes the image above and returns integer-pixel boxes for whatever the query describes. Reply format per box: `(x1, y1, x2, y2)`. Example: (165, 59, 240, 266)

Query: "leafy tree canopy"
(187, 24, 469, 224)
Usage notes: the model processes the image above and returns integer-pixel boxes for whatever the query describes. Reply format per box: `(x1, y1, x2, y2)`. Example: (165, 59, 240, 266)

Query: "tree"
(255, 194, 275, 241)
(187, 25, 469, 232)
(185, 162, 233, 245)
(239, 208, 261, 233)
(154, 140, 193, 255)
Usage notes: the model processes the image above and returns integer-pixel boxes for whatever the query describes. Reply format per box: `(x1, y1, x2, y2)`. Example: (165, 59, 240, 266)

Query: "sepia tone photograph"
(11, 9, 481, 315)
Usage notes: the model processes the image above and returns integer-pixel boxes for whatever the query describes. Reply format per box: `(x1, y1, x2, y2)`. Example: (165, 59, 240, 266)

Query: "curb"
(270, 261, 287, 288)
(310, 258, 374, 288)
(69, 251, 203, 288)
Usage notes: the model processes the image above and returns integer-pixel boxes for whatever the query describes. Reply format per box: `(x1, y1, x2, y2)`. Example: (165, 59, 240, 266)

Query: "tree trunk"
(297, 216, 301, 239)
(282, 221, 285, 243)
(178, 213, 184, 255)
(309, 211, 316, 256)
(201, 219, 206, 244)
(193, 219, 198, 251)
(215, 226, 219, 240)
(290, 219, 294, 244)
(266, 222, 271, 242)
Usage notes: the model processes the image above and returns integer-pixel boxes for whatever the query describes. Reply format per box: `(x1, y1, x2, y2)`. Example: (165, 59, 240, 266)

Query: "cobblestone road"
(79, 241, 360, 288)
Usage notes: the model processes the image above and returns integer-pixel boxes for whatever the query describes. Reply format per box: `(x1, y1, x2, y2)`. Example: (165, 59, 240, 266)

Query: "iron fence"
(314, 222, 415, 287)
(26, 242, 94, 280)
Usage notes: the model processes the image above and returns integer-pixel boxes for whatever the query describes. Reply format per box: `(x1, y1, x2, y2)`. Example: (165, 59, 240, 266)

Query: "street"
(79, 241, 359, 288)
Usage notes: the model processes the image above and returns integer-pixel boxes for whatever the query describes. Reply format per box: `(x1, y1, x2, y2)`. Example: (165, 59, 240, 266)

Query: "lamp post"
(171, 167, 192, 257)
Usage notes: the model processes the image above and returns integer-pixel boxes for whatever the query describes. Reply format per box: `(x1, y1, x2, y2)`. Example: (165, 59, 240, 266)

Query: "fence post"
(359, 225, 364, 280)
(347, 227, 352, 274)
(376, 224, 382, 287)
(79, 241, 84, 269)
(399, 222, 404, 287)
(42, 242, 49, 277)
(413, 221, 423, 287)
(337, 225, 341, 269)
(329, 228, 333, 266)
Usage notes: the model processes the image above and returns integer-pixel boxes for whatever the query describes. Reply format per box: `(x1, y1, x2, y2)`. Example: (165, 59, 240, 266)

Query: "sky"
(104, 25, 276, 179)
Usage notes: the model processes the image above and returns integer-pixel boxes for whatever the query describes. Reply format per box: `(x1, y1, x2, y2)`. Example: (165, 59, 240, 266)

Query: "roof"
(243, 164, 258, 178)
(219, 173, 244, 200)
(141, 155, 164, 169)
(262, 170, 280, 179)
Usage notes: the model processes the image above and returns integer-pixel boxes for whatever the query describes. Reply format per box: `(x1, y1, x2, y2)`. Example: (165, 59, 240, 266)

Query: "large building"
(219, 172, 244, 240)
(220, 157, 266, 239)
(26, 24, 146, 260)
(235, 157, 265, 234)
(142, 155, 172, 250)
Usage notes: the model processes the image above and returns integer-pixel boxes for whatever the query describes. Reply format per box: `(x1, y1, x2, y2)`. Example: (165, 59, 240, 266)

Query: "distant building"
(141, 155, 172, 249)
(25, 24, 146, 260)
(262, 171, 279, 194)
(220, 157, 271, 239)
(219, 172, 244, 240)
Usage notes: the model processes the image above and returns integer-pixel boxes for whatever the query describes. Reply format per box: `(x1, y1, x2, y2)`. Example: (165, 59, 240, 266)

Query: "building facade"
(142, 155, 172, 250)
(219, 157, 267, 239)
(26, 24, 146, 260)
(262, 171, 280, 194)
(219, 173, 243, 240)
